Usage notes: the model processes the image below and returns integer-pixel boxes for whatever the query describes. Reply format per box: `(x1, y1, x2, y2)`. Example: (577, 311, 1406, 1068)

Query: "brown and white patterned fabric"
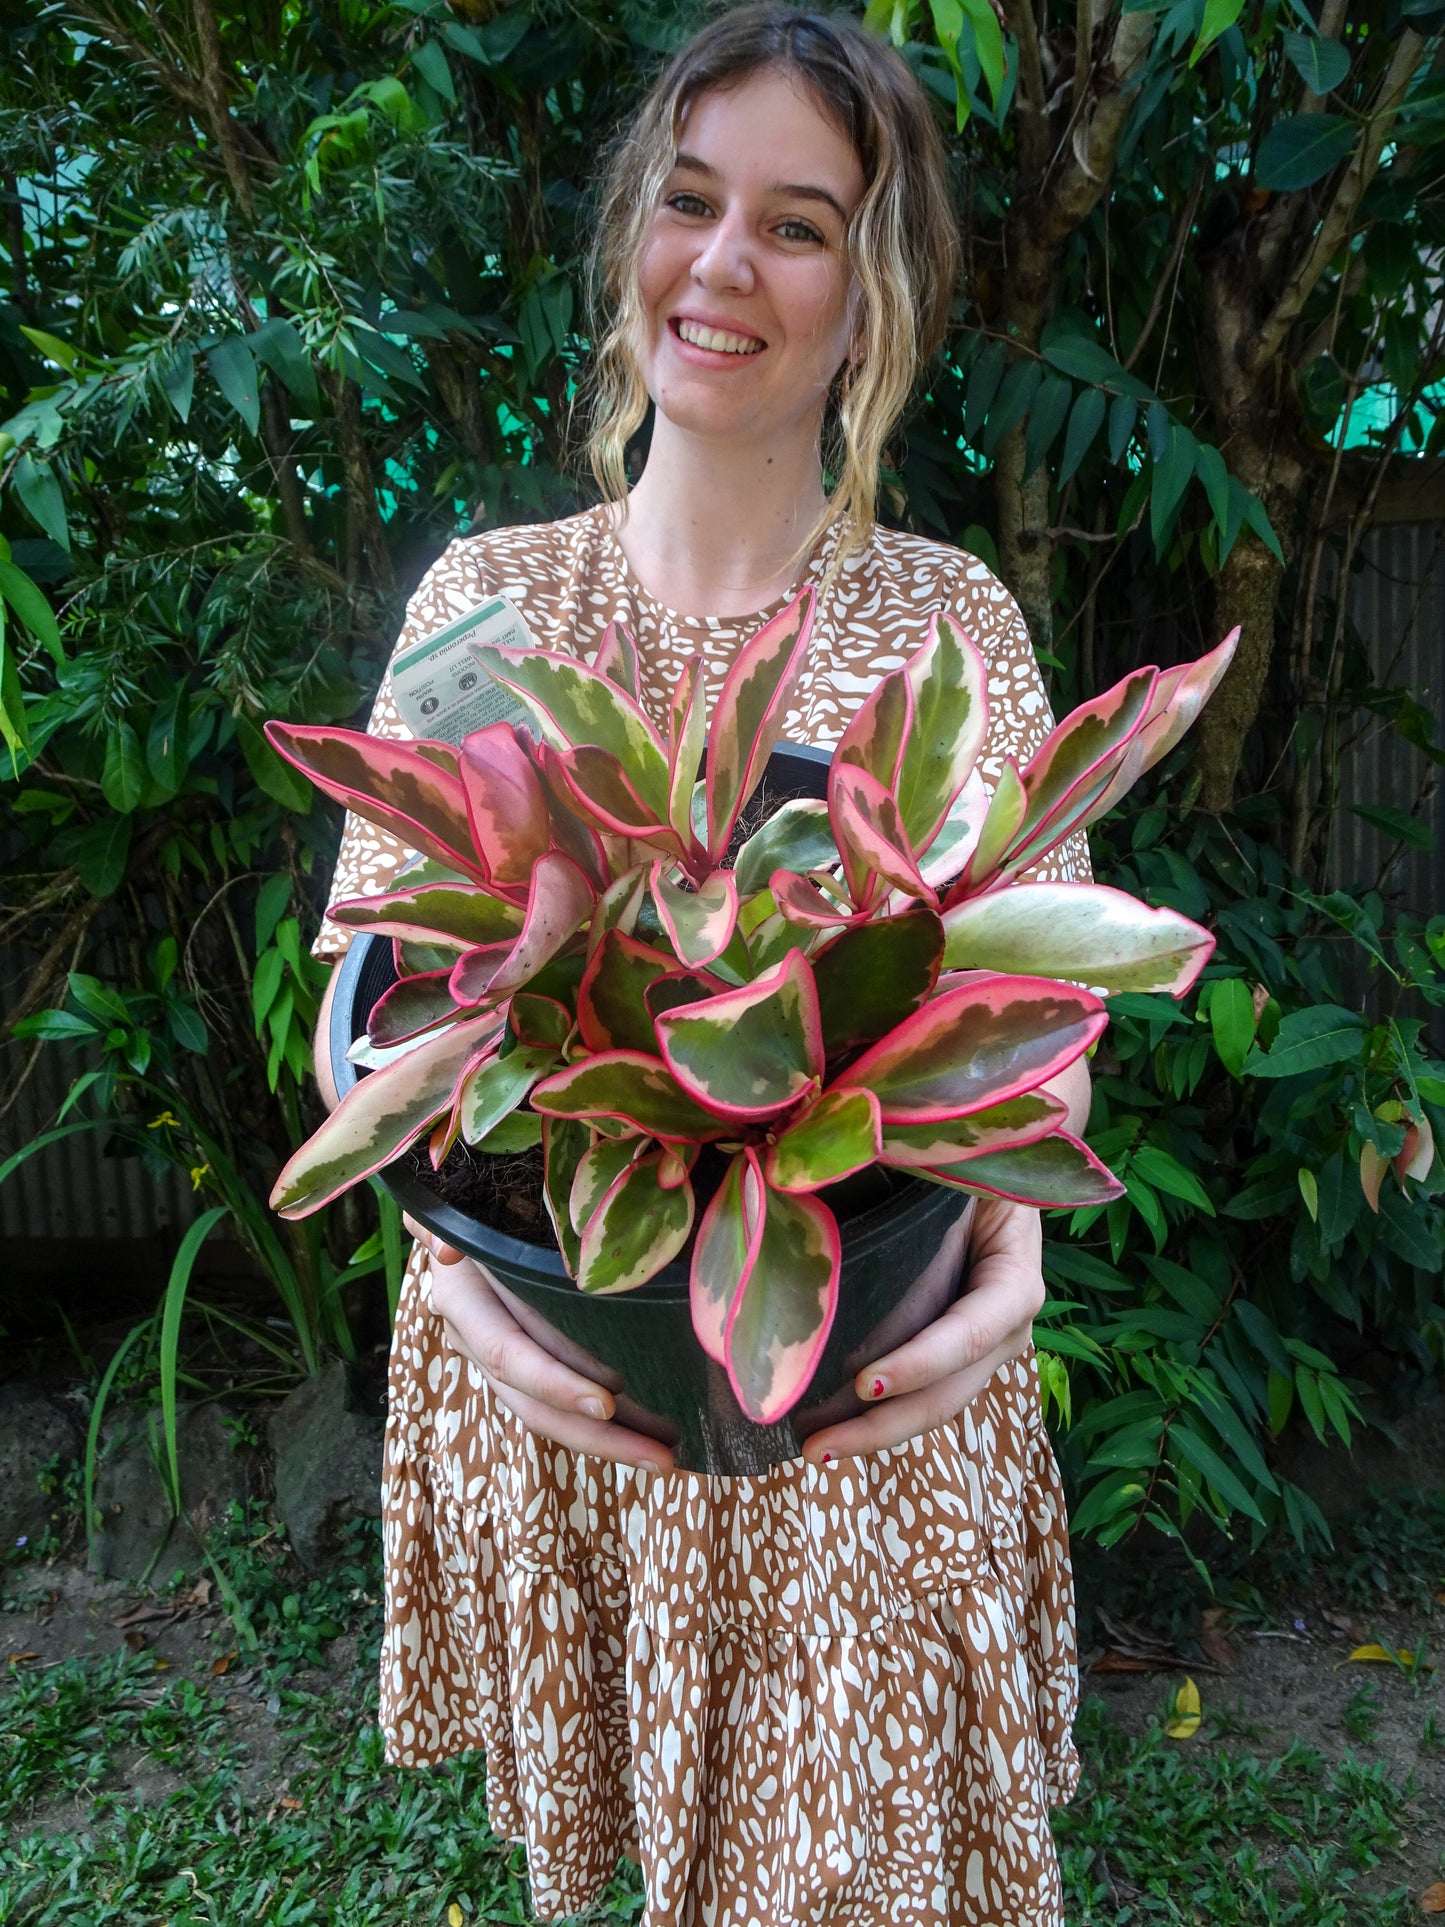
(315, 504, 1089, 1927)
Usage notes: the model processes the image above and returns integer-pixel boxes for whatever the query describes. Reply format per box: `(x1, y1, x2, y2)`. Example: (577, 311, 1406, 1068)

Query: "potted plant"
(266, 588, 1236, 1473)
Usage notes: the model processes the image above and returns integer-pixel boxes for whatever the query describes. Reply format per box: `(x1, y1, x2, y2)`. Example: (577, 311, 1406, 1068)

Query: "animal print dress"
(314, 505, 1091, 1927)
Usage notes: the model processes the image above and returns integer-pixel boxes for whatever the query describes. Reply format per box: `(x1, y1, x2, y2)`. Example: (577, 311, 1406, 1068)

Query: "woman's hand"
(800, 1198, 1046, 1466)
(404, 1216, 676, 1472)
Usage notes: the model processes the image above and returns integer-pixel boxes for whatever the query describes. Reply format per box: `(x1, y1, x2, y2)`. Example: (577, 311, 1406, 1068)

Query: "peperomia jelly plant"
(265, 588, 1237, 1425)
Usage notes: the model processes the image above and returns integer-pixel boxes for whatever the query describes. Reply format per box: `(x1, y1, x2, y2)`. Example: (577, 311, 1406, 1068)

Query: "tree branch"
(191, 0, 253, 215)
(1002, 0, 1050, 177)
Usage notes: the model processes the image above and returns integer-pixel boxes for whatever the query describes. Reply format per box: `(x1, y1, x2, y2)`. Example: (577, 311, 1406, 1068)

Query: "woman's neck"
(614, 416, 828, 619)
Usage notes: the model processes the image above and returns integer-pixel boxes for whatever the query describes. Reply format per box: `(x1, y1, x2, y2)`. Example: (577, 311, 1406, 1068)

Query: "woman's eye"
(666, 191, 712, 217)
(776, 217, 825, 245)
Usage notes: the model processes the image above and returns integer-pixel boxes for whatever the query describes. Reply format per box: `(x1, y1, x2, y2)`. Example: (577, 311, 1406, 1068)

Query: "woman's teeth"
(676, 320, 764, 355)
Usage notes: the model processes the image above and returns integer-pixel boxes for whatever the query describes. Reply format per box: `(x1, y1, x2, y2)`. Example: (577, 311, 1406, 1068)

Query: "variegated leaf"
(587, 862, 649, 957)
(473, 1111, 543, 1154)
(733, 797, 839, 897)
(471, 639, 672, 818)
(923, 1132, 1123, 1206)
(942, 882, 1215, 996)
(643, 964, 729, 1023)
(705, 586, 815, 859)
(1010, 666, 1157, 863)
(448, 939, 523, 1006)
(724, 1182, 840, 1423)
(270, 1011, 499, 1216)
(1136, 629, 1239, 772)
(576, 1151, 695, 1294)
(530, 1050, 732, 1139)
(451, 850, 594, 1007)
(769, 868, 858, 929)
(591, 617, 640, 699)
(833, 974, 1106, 1123)
(765, 1088, 881, 1192)
(811, 903, 944, 1059)
(365, 968, 460, 1047)
(570, 1133, 646, 1234)
(651, 862, 739, 968)
(916, 770, 989, 891)
(577, 927, 674, 1053)
(690, 1149, 764, 1365)
(654, 948, 824, 1122)
(541, 1116, 591, 1276)
(667, 655, 708, 847)
(458, 1042, 557, 1145)
(834, 666, 911, 791)
(878, 1091, 1067, 1168)
(458, 723, 551, 887)
(331, 880, 524, 947)
(265, 723, 483, 879)
(953, 758, 1028, 896)
(547, 741, 677, 843)
(896, 613, 990, 853)
(509, 991, 573, 1049)
(829, 763, 934, 908)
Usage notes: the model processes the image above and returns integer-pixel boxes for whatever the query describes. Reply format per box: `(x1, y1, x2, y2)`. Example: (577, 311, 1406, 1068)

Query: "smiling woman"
(308, 9, 1088, 1926)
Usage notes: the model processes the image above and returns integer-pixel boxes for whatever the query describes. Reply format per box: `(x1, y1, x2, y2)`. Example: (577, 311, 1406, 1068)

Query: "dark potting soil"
(403, 1138, 554, 1246)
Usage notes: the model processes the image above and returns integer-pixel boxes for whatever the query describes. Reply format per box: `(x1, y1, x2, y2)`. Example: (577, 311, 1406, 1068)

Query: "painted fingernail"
(579, 1397, 607, 1419)
(821, 1452, 833, 1464)
(870, 1377, 886, 1399)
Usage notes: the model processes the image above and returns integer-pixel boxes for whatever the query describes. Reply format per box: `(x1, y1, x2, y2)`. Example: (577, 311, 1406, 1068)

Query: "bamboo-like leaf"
(270, 1012, 499, 1215)
(942, 882, 1215, 996)
(471, 638, 671, 818)
(733, 797, 839, 897)
(765, 1088, 881, 1192)
(576, 1150, 694, 1293)
(651, 862, 739, 967)
(591, 617, 640, 699)
(878, 1091, 1066, 1168)
(922, 1132, 1123, 1206)
(724, 1182, 840, 1423)
(895, 613, 989, 853)
(265, 723, 483, 878)
(811, 903, 944, 1058)
(705, 586, 815, 859)
(458, 723, 551, 886)
(331, 881, 524, 946)
(833, 974, 1106, 1123)
(531, 1050, 732, 1139)
(691, 1149, 764, 1363)
(577, 927, 673, 1053)
(654, 948, 824, 1122)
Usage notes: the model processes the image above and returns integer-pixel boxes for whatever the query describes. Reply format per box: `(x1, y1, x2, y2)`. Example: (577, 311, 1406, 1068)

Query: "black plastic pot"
(329, 744, 972, 1476)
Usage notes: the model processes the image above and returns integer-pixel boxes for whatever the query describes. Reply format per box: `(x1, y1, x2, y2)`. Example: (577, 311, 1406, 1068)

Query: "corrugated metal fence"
(2, 523, 1440, 1245)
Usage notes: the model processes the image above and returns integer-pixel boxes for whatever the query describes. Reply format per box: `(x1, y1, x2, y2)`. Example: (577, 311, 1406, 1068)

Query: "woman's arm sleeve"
(951, 571, 1093, 887)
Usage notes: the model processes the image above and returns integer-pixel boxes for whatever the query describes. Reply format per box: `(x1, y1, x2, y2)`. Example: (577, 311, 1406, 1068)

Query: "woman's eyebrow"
(672, 151, 847, 223)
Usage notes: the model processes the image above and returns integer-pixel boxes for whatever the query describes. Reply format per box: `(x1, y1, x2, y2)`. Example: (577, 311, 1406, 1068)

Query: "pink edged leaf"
(458, 1041, 559, 1145)
(769, 868, 858, 929)
(942, 882, 1216, 997)
(591, 618, 640, 701)
(878, 1091, 1067, 1168)
(509, 991, 573, 1049)
(586, 863, 648, 958)
(832, 973, 1107, 1123)
(332, 880, 524, 947)
(922, 1132, 1124, 1207)
(690, 1148, 764, 1365)
(1135, 629, 1240, 772)
(651, 861, 739, 968)
(657, 1143, 696, 1190)
(541, 1116, 591, 1276)
(455, 851, 594, 1007)
(534, 751, 608, 888)
(667, 654, 709, 847)
(952, 759, 1028, 897)
(577, 927, 674, 1053)
(643, 964, 729, 1023)
(530, 1050, 732, 1140)
(829, 763, 936, 909)
(654, 948, 824, 1123)
(1008, 666, 1157, 861)
(811, 903, 944, 1059)
(723, 1180, 841, 1424)
(394, 935, 466, 978)
(734, 798, 838, 896)
(264, 723, 483, 879)
(764, 1088, 881, 1193)
(458, 723, 551, 888)
(470, 638, 671, 819)
(705, 584, 816, 859)
(544, 741, 678, 845)
(576, 1150, 695, 1295)
(570, 1133, 646, 1235)
(835, 667, 911, 792)
(365, 969, 462, 1047)
(896, 612, 990, 853)
(269, 1011, 501, 1217)
(448, 939, 523, 1006)
(917, 770, 990, 891)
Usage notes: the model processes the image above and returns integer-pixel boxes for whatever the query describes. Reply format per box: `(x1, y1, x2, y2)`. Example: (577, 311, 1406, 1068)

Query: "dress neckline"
(590, 503, 839, 632)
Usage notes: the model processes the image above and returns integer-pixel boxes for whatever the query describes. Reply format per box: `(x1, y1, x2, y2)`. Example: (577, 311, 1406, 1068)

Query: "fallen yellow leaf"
(1166, 1675, 1202, 1740)
(1346, 1643, 1410, 1665)
(1420, 1881, 1445, 1913)
(448, 1907, 464, 1927)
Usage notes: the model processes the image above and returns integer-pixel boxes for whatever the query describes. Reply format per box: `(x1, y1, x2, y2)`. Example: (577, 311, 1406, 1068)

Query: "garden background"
(0, 0, 1443, 1921)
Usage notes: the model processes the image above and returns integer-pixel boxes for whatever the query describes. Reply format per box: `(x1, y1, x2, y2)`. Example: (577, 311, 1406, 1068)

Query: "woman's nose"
(690, 208, 755, 294)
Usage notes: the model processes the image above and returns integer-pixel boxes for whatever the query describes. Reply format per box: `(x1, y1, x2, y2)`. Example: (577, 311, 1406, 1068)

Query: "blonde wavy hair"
(582, 4, 959, 578)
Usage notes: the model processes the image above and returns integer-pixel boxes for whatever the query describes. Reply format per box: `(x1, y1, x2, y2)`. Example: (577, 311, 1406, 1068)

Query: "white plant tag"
(390, 594, 536, 746)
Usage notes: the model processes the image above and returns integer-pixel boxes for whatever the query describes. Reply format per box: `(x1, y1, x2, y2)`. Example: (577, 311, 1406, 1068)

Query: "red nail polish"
(871, 1378, 885, 1399)
(821, 1452, 833, 1463)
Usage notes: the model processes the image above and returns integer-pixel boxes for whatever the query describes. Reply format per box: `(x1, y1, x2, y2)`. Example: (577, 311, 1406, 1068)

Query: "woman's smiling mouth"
(672, 316, 766, 356)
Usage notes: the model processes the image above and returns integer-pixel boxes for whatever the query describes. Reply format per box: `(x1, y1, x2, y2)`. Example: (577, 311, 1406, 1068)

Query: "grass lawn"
(1, 1497, 1441, 1925)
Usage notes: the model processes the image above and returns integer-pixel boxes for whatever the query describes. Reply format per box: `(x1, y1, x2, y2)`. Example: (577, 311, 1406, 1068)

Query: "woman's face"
(635, 68, 866, 452)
